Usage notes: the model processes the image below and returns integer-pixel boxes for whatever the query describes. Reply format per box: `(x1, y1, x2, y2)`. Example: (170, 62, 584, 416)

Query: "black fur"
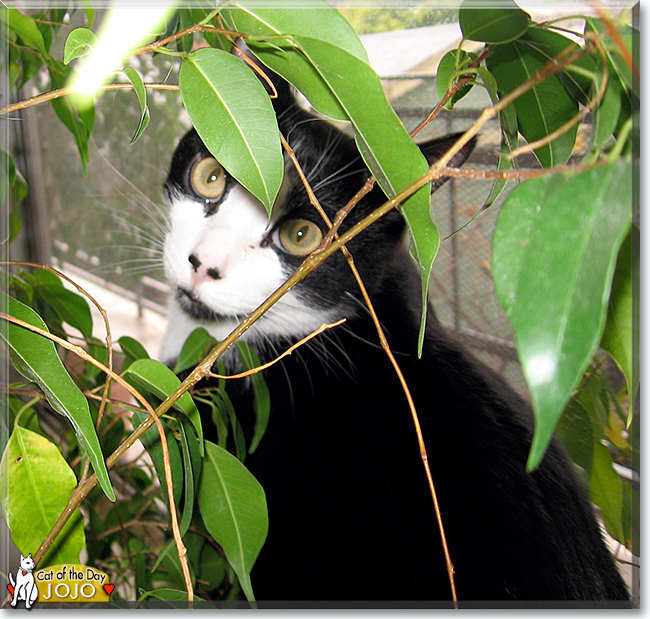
(164, 76, 630, 606)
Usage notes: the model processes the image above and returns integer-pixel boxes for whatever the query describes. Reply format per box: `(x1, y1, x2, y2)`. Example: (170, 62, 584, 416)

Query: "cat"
(9, 553, 38, 609)
(160, 75, 630, 606)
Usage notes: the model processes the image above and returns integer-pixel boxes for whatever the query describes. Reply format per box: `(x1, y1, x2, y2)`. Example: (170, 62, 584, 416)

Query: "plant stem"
(0, 83, 178, 117)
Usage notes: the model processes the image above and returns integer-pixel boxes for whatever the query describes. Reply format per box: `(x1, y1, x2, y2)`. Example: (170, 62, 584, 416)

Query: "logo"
(7, 559, 113, 607)
(8, 553, 38, 609)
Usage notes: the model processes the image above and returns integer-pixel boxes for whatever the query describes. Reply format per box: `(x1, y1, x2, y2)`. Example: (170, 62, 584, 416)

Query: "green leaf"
(80, 1, 94, 28)
(236, 343, 270, 454)
(197, 541, 227, 591)
(226, 1, 370, 121)
(63, 27, 98, 64)
(492, 161, 633, 469)
(555, 397, 594, 475)
(486, 39, 579, 168)
(86, 337, 108, 382)
(47, 58, 95, 174)
(176, 9, 196, 53)
(118, 335, 150, 372)
(67, 4, 175, 110)
(179, 47, 283, 212)
(122, 358, 204, 455)
(138, 587, 190, 602)
(0, 6, 47, 56)
(477, 66, 517, 213)
(173, 327, 217, 375)
(575, 372, 607, 437)
(214, 389, 247, 462)
(177, 421, 200, 536)
(586, 18, 637, 95)
(198, 441, 268, 603)
(123, 66, 150, 144)
(0, 426, 86, 567)
(231, 0, 368, 62)
(436, 49, 477, 110)
(522, 27, 597, 106)
(0, 292, 114, 500)
(26, 270, 93, 339)
(592, 60, 625, 149)
(600, 226, 639, 425)
(590, 441, 624, 544)
(459, 0, 530, 44)
(0, 150, 27, 247)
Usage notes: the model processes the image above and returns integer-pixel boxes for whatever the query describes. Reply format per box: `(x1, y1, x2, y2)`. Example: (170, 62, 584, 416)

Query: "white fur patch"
(160, 184, 339, 363)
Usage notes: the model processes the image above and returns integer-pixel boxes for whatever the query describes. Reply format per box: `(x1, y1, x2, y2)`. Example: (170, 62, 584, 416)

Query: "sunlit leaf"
(123, 66, 150, 144)
(67, 3, 175, 110)
(0, 426, 86, 567)
(63, 27, 98, 64)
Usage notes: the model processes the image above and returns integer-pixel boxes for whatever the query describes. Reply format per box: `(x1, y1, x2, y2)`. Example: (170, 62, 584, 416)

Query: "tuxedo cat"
(160, 77, 630, 605)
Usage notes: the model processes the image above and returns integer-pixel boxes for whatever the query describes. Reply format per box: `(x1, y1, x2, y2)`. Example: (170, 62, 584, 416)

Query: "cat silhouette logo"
(8, 553, 38, 609)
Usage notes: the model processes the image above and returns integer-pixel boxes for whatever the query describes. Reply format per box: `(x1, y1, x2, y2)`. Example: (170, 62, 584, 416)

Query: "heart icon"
(103, 583, 115, 596)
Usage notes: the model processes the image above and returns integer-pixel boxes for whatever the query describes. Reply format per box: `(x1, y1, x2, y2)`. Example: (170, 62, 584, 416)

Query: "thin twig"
(208, 319, 346, 380)
(0, 82, 179, 117)
(135, 24, 246, 56)
(434, 159, 608, 181)
(410, 45, 494, 139)
(280, 133, 458, 602)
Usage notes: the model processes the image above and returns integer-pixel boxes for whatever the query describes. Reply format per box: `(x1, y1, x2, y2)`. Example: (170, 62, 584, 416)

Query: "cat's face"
(160, 124, 370, 362)
(20, 554, 35, 571)
(160, 98, 475, 364)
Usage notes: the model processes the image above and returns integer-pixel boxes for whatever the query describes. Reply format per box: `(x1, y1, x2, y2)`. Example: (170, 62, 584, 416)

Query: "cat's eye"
(278, 219, 323, 256)
(190, 157, 226, 200)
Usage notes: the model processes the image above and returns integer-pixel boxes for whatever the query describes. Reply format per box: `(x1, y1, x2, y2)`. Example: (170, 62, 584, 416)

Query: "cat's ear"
(20, 554, 24, 561)
(418, 133, 476, 193)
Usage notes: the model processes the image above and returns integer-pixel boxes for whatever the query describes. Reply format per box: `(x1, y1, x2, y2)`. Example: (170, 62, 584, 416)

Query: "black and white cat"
(160, 76, 630, 605)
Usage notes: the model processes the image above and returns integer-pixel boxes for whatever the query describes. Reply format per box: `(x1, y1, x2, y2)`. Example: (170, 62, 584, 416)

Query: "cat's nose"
(189, 254, 222, 282)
